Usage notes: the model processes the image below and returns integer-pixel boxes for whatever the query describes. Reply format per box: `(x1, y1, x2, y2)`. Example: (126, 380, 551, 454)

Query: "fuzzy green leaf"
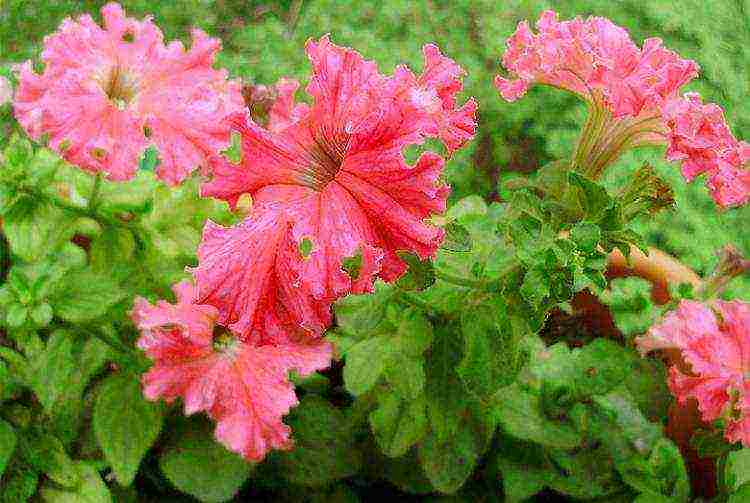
(3, 198, 74, 262)
(277, 396, 361, 486)
(94, 374, 163, 486)
(160, 419, 251, 503)
(41, 462, 111, 503)
(370, 393, 428, 458)
(49, 270, 125, 322)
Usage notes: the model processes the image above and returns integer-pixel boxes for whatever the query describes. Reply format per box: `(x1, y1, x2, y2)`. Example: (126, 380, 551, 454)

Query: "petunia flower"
(495, 10, 698, 178)
(132, 281, 332, 461)
(662, 93, 750, 208)
(636, 300, 750, 447)
(193, 36, 476, 337)
(13, 2, 244, 184)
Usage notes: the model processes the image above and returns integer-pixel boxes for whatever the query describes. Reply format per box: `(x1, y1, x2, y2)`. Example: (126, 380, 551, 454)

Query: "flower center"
(212, 327, 239, 356)
(303, 127, 350, 191)
(96, 65, 138, 109)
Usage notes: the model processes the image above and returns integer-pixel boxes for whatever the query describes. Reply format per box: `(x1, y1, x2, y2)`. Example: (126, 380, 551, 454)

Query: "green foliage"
(2, 0, 747, 500)
(93, 374, 163, 486)
(159, 418, 252, 503)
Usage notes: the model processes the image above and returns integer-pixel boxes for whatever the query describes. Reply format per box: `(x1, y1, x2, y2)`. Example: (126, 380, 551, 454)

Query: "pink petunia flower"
(193, 36, 476, 337)
(13, 2, 244, 184)
(495, 10, 698, 178)
(636, 300, 750, 447)
(662, 93, 750, 208)
(495, 10, 697, 118)
(132, 281, 332, 461)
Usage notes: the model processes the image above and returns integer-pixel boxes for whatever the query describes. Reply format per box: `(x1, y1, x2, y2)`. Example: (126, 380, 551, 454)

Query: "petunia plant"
(0, 3, 748, 502)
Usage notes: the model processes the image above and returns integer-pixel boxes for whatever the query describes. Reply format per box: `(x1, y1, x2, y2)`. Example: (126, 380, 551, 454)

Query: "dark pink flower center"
(303, 127, 350, 191)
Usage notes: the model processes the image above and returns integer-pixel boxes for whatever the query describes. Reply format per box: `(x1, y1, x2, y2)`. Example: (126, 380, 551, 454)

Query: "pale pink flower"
(194, 36, 476, 337)
(663, 93, 750, 208)
(132, 281, 332, 461)
(13, 2, 244, 184)
(636, 300, 750, 446)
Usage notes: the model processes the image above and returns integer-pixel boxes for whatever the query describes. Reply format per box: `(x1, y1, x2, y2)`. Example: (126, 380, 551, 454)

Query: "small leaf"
(396, 252, 436, 291)
(568, 172, 613, 221)
(442, 222, 472, 252)
(570, 222, 601, 253)
(41, 461, 112, 503)
(334, 281, 393, 336)
(520, 267, 550, 309)
(94, 374, 163, 486)
(446, 195, 487, 222)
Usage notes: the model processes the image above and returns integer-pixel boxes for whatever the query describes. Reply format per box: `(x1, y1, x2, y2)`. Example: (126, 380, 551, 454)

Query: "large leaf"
(492, 383, 582, 450)
(277, 396, 361, 486)
(94, 374, 163, 486)
(160, 418, 252, 503)
(3, 198, 74, 262)
(49, 269, 125, 322)
(370, 393, 428, 458)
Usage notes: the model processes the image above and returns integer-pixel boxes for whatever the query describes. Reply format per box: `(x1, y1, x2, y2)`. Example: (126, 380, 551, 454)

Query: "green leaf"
(334, 281, 393, 337)
(520, 267, 550, 309)
(277, 396, 361, 486)
(446, 195, 487, 222)
(41, 461, 112, 503)
(458, 303, 526, 400)
(30, 303, 53, 326)
(29, 330, 76, 414)
(94, 374, 163, 486)
(160, 418, 251, 503)
(726, 448, 750, 492)
(3, 198, 74, 262)
(5, 303, 28, 328)
(396, 252, 436, 291)
(494, 438, 555, 502)
(342, 336, 395, 395)
(49, 270, 125, 322)
(492, 383, 582, 450)
(370, 393, 428, 458)
(571, 222, 601, 253)
(0, 419, 16, 478)
(568, 172, 613, 221)
(618, 439, 689, 502)
(19, 432, 80, 488)
(418, 411, 490, 494)
(729, 483, 750, 503)
(442, 222, 472, 252)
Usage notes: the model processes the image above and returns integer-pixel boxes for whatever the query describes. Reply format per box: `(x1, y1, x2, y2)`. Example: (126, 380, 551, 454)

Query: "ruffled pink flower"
(194, 36, 476, 337)
(636, 300, 750, 446)
(132, 281, 332, 461)
(495, 10, 698, 119)
(495, 11, 698, 178)
(663, 93, 750, 208)
(13, 2, 244, 184)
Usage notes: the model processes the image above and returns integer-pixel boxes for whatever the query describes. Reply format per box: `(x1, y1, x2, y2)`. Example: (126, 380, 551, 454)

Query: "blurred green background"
(1, 0, 748, 298)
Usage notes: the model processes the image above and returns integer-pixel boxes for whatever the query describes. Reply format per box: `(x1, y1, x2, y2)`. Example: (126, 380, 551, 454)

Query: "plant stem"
(435, 270, 485, 289)
(395, 290, 433, 312)
(88, 173, 103, 211)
